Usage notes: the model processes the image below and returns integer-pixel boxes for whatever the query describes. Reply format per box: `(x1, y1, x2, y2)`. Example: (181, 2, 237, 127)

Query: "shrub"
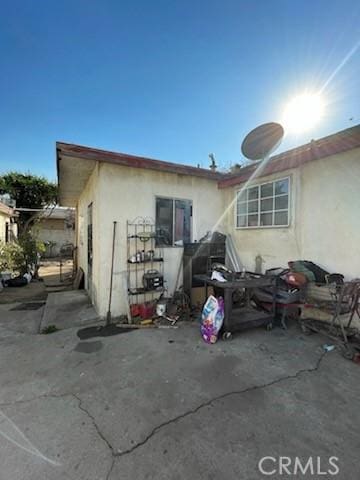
(18, 232, 45, 270)
(0, 241, 24, 273)
(0, 233, 46, 275)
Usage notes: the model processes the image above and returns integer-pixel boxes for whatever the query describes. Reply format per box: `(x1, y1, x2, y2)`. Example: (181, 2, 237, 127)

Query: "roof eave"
(56, 142, 223, 182)
(218, 124, 360, 188)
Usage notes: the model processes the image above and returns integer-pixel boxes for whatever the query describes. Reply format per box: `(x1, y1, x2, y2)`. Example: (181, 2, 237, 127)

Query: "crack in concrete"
(0, 391, 115, 480)
(114, 352, 327, 463)
(0, 392, 73, 407)
(71, 394, 115, 480)
(0, 351, 327, 480)
(106, 457, 115, 480)
(72, 393, 115, 454)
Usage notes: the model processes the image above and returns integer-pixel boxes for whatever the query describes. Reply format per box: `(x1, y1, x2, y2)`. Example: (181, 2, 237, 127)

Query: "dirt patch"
(39, 259, 74, 287)
(0, 280, 47, 304)
(10, 302, 46, 311)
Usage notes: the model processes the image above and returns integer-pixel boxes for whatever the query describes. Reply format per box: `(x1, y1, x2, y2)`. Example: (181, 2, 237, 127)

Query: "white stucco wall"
(299, 148, 360, 278)
(92, 163, 226, 318)
(0, 212, 9, 243)
(76, 163, 102, 309)
(75, 146, 360, 317)
(223, 168, 300, 273)
(36, 219, 75, 256)
(224, 147, 360, 279)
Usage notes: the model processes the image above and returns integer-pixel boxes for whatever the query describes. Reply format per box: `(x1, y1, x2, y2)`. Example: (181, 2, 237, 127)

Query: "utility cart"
(194, 273, 277, 340)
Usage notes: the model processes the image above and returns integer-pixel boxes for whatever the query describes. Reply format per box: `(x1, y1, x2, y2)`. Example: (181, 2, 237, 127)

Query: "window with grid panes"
(236, 178, 289, 228)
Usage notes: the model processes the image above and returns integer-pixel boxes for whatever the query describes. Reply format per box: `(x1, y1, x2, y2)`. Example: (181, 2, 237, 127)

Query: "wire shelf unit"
(126, 217, 165, 306)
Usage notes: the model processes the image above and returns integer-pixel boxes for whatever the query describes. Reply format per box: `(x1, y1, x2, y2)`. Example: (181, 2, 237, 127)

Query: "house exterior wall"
(36, 218, 75, 257)
(223, 167, 300, 272)
(74, 145, 360, 318)
(76, 162, 102, 309)
(224, 147, 360, 279)
(92, 162, 226, 318)
(0, 211, 10, 243)
(299, 148, 360, 278)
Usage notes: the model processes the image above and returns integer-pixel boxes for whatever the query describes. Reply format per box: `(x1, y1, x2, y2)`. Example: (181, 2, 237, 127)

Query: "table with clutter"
(194, 271, 277, 339)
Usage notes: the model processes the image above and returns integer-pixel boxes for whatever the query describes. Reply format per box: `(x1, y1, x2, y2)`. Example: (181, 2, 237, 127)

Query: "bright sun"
(282, 93, 324, 134)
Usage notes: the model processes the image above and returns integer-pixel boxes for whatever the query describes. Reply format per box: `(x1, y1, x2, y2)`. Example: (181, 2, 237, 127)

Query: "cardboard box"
(191, 286, 214, 307)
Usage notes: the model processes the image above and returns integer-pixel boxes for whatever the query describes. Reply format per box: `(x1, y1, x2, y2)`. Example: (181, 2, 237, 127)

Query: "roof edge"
(0, 201, 16, 216)
(56, 142, 224, 181)
(218, 124, 360, 188)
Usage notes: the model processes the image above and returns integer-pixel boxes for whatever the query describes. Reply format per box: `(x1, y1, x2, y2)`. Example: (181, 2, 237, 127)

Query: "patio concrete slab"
(0, 303, 44, 335)
(0, 322, 359, 480)
(40, 290, 100, 331)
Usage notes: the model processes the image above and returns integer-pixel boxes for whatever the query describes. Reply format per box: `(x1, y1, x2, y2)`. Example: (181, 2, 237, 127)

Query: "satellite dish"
(241, 122, 284, 161)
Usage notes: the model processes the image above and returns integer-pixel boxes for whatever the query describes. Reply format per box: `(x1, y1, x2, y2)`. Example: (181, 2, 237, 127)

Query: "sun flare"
(282, 93, 325, 134)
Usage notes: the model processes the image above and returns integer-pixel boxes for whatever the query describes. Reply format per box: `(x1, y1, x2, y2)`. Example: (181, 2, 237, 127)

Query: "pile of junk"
(124, 226, 360, 361)
(251, 260, 360, 361)
(128, 290, 190, 328)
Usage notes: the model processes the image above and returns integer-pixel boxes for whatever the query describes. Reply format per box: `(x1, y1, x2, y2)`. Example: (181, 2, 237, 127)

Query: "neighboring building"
(0, 201, 17, 243)
(57, 124, 360, 318)
(35, 207, 75, 257)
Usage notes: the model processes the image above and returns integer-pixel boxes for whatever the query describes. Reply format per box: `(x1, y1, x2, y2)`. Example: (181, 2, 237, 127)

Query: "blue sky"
(0, 0, 359, 180)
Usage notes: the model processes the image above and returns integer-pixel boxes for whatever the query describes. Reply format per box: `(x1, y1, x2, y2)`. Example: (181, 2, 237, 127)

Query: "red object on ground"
(139, 302, 155, 319)
(285, 272, 308, 287)
(130, 304, 140, 317)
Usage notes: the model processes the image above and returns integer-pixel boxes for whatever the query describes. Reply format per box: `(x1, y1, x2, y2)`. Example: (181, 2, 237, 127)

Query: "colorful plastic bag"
(200, 295, 224, 344)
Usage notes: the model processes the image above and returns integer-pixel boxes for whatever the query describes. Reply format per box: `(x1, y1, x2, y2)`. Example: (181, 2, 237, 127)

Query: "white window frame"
(235, 176, 291, 229)
(155, 196, 193, 247)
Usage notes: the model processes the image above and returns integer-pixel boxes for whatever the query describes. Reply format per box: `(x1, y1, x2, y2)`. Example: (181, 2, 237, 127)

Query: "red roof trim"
(56, 142, 223, 181)
(218, 124, 360, 189)
(56, 124, 360, 191)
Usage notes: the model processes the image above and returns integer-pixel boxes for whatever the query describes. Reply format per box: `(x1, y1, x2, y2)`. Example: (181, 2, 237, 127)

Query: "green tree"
(0, 172, 58, 232)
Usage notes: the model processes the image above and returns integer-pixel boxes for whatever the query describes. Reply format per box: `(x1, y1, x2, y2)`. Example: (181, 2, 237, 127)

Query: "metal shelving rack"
(126, 216, 165, 307)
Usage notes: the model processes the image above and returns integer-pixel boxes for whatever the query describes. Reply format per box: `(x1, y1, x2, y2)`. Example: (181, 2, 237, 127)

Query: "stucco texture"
(226, 147, 360, 279)
(0, 211, 10, 243)
(36, 218, 75, 257)
(76, 162, 226, 317)
(75, 147, 360, 317)
(76, 163, 101, 310)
